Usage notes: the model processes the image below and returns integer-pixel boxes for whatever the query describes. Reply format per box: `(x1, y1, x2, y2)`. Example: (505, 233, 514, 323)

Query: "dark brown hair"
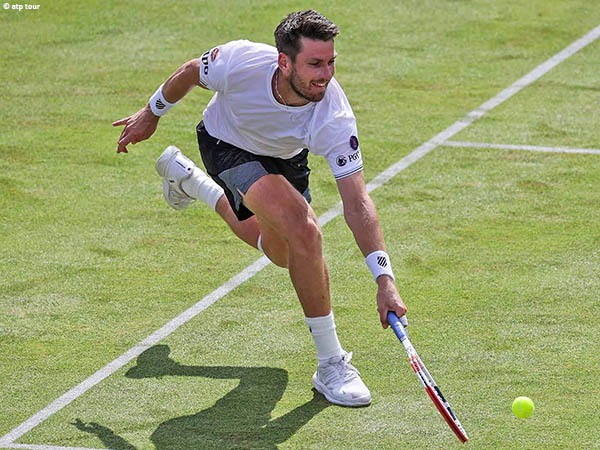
(274, 10, 339, 61)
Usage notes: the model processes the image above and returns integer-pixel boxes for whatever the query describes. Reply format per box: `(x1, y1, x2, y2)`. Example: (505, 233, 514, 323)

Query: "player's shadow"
(73, 344, 330, 449)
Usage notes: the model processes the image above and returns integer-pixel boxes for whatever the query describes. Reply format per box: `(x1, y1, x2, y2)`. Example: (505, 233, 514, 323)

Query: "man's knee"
(242, 174, 322, 251)
(261, 212, 321, 265)
(287, 215, 322, 254)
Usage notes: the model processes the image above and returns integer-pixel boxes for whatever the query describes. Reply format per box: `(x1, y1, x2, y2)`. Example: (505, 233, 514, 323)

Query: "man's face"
(288, 37, 337, 103)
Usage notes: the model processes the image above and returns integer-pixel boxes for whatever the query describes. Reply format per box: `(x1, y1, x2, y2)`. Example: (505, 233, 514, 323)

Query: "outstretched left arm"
(336, 171, 407, 328)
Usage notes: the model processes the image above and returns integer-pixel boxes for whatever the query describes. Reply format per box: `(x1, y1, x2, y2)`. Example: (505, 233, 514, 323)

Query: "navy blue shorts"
(196, 121, 311, 221)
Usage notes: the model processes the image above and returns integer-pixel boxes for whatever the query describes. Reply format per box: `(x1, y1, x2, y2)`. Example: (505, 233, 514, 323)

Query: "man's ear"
(278, 52, 292, 77)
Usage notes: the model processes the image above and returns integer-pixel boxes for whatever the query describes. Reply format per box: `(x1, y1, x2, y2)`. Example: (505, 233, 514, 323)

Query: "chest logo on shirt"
(350, 135, 359, 150)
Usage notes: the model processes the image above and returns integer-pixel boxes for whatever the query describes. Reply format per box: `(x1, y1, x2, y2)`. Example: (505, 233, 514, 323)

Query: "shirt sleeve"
(198, 40, 247, 92)
(313, 114, 364, 180)
(309, 79, 364, 179)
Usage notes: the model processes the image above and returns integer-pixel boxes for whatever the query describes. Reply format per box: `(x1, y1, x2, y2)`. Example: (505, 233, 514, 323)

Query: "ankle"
(305, 312, 344, 361)
(181, 169, 224, 210)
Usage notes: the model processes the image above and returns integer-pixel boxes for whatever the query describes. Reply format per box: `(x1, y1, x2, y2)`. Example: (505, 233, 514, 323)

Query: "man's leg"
(242, 174, 371, 406)
(157, 147, 370, 406)
(199, 170, 329, 318)
(241, 174, 329, 317)
(214, 196, 290, 268)
(156, 145, 291, 267)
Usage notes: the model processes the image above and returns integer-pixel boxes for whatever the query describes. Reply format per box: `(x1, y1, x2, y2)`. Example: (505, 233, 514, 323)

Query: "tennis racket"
(387, 311, 469, 443)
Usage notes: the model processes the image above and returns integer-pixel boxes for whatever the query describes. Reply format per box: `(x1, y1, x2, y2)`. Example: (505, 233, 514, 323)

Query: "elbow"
(169, 59, 201, 88)
(343, 195, 373, 224)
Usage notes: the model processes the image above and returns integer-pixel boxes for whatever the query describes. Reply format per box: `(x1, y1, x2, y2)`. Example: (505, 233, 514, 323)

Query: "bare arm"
(336, 171, 407, 328)
(112, 59, 205, 154)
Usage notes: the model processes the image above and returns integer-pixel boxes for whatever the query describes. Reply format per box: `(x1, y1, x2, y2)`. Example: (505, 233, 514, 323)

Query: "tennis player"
(113, 9, 407, 407)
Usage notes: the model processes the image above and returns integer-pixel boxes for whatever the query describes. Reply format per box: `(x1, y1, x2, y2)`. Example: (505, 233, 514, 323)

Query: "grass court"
(1, 1, 599, 448)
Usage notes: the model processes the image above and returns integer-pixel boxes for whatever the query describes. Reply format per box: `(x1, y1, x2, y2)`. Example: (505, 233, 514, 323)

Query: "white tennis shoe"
(155, 146, 195, 210)
(312, 352, 372, 407)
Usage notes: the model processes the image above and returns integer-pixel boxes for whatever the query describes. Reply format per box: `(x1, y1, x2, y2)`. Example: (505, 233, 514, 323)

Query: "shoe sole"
(162, 179, 190, 210)
(312, 374, 372, 407)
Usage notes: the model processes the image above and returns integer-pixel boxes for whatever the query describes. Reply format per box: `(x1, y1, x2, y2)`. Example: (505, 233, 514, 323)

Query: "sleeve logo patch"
(336, 150, 361, 167)
(349, 135, 359, 150)
(210, 47, 220, 61)
(200, 50, 210, 76)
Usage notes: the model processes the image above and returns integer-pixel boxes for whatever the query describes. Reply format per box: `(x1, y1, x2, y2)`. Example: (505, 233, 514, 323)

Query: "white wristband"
(149, 83, 179, 117)
(366, 250, 395, 282)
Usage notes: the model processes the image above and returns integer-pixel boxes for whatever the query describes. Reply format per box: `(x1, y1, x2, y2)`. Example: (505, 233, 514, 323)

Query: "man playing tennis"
(113, 9, 407, 407)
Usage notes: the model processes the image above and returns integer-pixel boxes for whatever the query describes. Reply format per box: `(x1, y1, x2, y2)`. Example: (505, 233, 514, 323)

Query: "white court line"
(2, 22, 600, 450)
(444, 140, 600, 154)
(0, 257, 270, 448)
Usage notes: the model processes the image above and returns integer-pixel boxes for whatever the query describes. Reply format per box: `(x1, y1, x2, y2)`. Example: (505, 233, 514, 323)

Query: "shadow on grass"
(73, 345, 330, 449)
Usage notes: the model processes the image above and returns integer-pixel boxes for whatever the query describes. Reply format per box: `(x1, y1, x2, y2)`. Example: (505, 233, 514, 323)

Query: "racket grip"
(387, 311, 408, 341)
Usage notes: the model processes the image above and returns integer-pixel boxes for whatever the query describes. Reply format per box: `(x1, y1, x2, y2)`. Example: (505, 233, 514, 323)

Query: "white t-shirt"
(198, 40, 363, 180)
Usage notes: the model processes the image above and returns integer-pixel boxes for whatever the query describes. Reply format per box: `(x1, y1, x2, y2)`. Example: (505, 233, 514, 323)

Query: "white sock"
(305, 311, 344, 362)
(181, 168, 224, 211)
(257, 234, 264, 253)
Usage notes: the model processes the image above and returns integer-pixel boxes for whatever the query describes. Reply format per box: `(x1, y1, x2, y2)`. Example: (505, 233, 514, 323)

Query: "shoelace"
(320, 352, 360, 384)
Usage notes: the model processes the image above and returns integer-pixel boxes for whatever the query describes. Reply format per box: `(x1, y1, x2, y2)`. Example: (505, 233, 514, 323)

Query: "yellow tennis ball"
(512, 396, 534, 418)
